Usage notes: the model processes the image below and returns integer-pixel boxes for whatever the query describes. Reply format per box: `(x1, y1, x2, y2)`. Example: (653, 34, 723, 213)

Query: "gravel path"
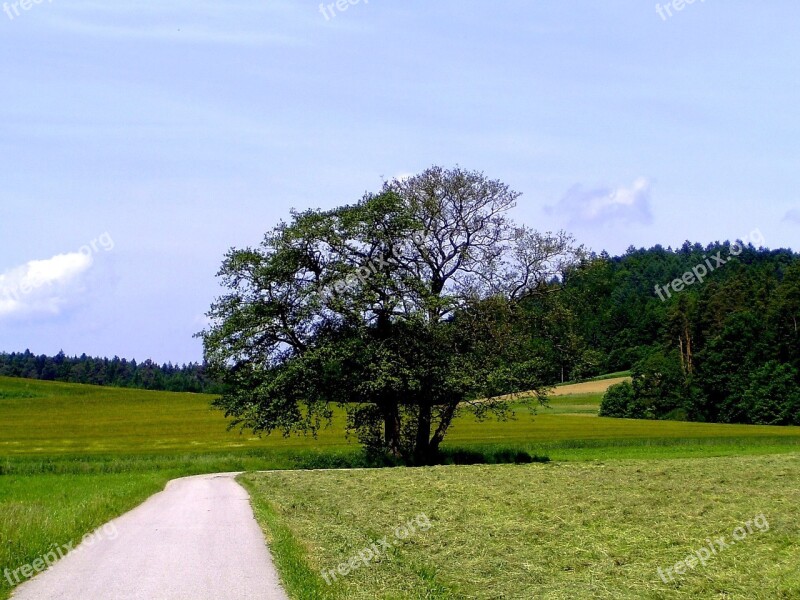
(11, 473, 289, 600)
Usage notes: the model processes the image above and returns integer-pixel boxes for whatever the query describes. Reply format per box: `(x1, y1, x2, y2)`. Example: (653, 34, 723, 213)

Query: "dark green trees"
(598, 250, 800, 426)
(741, 362, 800, 425)
(0, 350, 219, 392)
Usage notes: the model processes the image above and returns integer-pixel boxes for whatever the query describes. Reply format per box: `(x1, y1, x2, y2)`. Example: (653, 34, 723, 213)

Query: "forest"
(547, 242, 800, 425)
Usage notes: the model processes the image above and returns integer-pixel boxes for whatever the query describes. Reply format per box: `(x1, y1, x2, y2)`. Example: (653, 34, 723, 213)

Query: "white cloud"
(0, 253, 94, 320)
(547, 177, 653, 226)
(783, 208, 800, 225)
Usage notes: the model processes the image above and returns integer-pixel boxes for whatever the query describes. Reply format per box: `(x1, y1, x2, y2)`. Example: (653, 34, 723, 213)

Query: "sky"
(1, 0, 798, 364)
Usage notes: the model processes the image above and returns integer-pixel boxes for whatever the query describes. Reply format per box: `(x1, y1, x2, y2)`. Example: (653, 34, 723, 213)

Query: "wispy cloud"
(0, 253, 94, 320)
(38, 1, 308, 47)
(43, 18, 303, 47)
(546, 177, 653, 226)
(783, 208, 800, 225)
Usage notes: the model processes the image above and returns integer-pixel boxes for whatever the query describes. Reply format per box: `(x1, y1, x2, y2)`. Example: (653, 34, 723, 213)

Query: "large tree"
(200, 166, 583, 464)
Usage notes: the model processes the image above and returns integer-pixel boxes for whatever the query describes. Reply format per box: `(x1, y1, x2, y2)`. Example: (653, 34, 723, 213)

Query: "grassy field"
(0, 377, 347, 455)
(241, 453, 800, 599)
(3, 376, 800, 461)
(2, 376, 800, 599)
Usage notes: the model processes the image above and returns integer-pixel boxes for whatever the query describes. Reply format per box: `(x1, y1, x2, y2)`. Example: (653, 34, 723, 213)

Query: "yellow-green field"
(0, 377, 346, 455)
(3, 376, 800, 461)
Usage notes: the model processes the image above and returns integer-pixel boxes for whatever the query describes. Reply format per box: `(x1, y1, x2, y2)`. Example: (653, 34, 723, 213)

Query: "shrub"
(630, 351, 686, 418)
(741, 361, 800, 425)
(599, 381, 637, 418)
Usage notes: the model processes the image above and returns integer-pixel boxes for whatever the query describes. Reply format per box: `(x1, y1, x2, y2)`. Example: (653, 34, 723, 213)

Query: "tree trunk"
(384, 403, 401, 458)
(375, 309, 401, 457)
(684, 323, 694, 374)
(414, 403, 432, 464)
(429, 399, 460, 457)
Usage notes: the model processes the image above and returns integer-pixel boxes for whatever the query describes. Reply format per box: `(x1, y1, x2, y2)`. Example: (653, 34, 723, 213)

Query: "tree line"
(576, 243, 800, 425)
(0, 350, 224, 393)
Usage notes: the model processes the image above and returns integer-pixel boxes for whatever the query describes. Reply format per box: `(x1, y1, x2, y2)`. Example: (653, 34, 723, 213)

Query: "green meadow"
(2, 375, 800, 599)
(3, 376, 800, 460)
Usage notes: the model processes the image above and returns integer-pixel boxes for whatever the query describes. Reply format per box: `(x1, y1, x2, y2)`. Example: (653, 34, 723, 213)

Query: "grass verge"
(0, 472, 169, 600)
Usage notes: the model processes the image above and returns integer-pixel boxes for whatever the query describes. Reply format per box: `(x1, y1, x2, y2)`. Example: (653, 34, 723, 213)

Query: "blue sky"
(1, 1, 798, 363)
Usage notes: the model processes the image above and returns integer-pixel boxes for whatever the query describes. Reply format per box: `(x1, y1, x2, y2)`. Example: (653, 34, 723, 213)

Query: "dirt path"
(11, 473, 289, 600)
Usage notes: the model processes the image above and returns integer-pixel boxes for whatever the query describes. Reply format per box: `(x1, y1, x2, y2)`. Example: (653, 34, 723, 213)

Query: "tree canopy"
(200, 166, 583, 463)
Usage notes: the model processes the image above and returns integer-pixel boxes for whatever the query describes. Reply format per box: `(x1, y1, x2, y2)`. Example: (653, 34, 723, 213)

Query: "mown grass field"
(2, 375, 800, 599)
(241, 454, 800, 599)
